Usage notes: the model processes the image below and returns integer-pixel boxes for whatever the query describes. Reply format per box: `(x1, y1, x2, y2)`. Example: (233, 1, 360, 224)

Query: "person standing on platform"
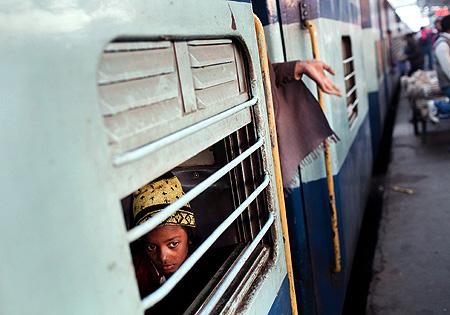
(428, 15, 450, 123)
(419, 26, 434, 70)
(404, 33, 425, 76)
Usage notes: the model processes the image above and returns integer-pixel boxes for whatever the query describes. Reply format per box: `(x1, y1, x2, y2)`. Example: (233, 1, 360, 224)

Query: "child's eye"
(147, 244, 157, 252)
(168, 242, 179, 249)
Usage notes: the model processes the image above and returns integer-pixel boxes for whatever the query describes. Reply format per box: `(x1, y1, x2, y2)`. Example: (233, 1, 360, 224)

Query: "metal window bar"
(127, 137, 265, 243)
(213, 246, 269, 314)
(113, 97, 258, 166)
(228, 132, 252, 242)
(347, 98, 359, 114)
(344, 71, 356, 81)
(197, 211, 274, 315)
(247, 110, 270, 246)
(141, 175, 271, 310)
(349, 111, 358, 125)
(345, 85, 357, 98)
(243, 125, 266, 236)
(343, 56, 355, 64)
(224, 136, 247, 242)
(225, 123, 266, 243)
(235, 130, 260, 240)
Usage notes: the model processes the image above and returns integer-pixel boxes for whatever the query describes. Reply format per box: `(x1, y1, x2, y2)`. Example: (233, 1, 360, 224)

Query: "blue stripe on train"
(274, 0, 359, 25)
(337, 115, 372, 275)
(299, 175, 347, 315)
(254, 0, 360, 26)
(368, 91, 381, 158)
(252, 0, 280, 26)
(285, 184, 317, 315)
(285, 116, 372, 315)
(318, 0, 359, 24)
(268, 276, 292, 315)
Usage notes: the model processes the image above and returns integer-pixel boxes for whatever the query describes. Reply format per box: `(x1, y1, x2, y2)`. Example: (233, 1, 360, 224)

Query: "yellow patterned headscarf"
(132, 174, 196, 228)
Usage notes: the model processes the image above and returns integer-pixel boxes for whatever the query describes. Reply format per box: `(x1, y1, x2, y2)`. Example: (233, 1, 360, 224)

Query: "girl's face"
(144, 225, 189, 275)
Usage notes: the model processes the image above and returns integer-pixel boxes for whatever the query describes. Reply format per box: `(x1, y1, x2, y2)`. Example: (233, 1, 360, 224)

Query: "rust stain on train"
(231, 13, 237, 30)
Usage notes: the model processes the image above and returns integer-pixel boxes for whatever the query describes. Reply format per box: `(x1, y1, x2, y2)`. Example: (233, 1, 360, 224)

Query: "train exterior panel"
(361, 0, 385, 156)
(361, 0, 404, 157)
(1, 0, 404, 314)
(253, 0, 402, 313)
(1, 1, 292, 314)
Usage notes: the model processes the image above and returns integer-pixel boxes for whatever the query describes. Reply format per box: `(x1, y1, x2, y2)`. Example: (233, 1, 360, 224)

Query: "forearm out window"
(341, 36, 359, 126)
(98, 38, 274, 314)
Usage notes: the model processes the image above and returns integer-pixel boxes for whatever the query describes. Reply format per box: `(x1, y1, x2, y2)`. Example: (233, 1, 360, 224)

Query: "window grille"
(341, 36, 358, 126)
(130, 131, 273, 313)
(99, 38, 275, 314)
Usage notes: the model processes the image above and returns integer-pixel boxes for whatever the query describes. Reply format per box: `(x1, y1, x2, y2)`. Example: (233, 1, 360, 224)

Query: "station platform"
(366, 92, 450, 314)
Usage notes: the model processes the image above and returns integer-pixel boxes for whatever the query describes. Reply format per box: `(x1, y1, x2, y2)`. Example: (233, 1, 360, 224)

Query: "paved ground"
(366, 93, 450, 315)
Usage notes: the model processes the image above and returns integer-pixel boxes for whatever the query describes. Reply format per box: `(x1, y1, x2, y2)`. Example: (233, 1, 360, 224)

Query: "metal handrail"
(198, 211, 275, 314)
(127, 137, 264, 242)
(113, 97, 257, 166)
(305, 20, 342, 273)
(254, 14, 299, 315)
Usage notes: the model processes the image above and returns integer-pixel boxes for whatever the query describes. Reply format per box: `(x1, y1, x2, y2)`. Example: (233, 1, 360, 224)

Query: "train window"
(99, 38, 275, 314)
(341, 36, 359, 126)
(121, 125, 272, 314)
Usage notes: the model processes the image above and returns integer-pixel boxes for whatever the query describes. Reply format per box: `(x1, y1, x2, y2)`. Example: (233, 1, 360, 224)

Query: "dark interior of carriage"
(120, 124, 272, 314)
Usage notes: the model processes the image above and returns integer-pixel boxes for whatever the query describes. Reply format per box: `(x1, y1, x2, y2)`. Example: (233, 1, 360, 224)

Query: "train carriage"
(360, 0, 405, 157)
(253, 0, 403, 314)
(1, 1, 297, 314)
(1, 0, 406, 314)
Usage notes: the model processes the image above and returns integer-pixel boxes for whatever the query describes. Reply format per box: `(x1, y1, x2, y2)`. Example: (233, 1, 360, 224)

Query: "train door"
(255, 0, 374, 314)
(1, 1, 293, 314)
(252, 2, 319, 314)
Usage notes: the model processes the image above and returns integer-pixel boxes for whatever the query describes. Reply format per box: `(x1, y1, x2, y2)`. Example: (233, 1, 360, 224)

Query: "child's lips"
(162, 264, 176, 272)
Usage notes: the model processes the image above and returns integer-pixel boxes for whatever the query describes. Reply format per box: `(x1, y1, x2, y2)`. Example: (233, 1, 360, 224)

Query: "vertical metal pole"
(305, 20, 342, 273)
(253, 14, 300, 314)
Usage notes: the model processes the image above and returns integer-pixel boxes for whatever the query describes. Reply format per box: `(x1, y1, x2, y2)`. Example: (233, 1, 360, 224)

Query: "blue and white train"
(0, 1, 405, 314)
(254, 0, 404, 314)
